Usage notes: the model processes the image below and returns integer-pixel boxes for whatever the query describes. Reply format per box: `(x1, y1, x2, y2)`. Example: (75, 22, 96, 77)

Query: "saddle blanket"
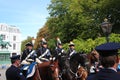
(21, 62, 36, 78)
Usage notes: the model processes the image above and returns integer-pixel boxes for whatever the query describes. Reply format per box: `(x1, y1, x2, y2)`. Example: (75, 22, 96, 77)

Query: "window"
(13, 36, 16, 41)
(13, 43, 16, 50)
(1, 25, 3, 30)
(1, 34, 6, 40)
(4, 26, 7, 31)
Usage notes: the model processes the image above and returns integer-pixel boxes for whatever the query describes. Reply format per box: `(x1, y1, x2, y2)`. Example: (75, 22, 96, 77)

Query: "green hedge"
(63, 33, 120, 53)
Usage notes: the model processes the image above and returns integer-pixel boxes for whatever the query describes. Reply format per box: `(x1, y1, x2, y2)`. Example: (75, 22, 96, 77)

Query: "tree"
(63, 33, 120, 53)
(34, 24, 51, 49)
(47, 0, 120, 43)
(47, 0, 100, 43)
(35, 0, 120, 52)
(21, 36, 33, 52)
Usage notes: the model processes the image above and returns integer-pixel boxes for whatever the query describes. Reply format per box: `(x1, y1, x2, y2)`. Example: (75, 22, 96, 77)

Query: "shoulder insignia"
(19, 72, 23, 76)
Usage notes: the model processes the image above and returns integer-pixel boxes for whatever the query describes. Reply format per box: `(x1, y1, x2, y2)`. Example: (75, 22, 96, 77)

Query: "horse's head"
(49, 58, 61, 80)
(70, 53, 87, 67)
(89, 50, 99, 65)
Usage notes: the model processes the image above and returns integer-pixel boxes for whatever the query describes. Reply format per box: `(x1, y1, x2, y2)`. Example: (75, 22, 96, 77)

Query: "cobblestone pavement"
(0, 69, 6, 80)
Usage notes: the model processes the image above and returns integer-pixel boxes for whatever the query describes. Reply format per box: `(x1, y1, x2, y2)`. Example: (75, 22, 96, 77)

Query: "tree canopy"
(21, 36, 33, 52)
(47, 0, 120, 42)
(21, 0, 120, 53)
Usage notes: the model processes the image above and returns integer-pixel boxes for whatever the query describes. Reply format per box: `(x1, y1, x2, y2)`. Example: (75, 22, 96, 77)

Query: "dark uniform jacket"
(67, 48, 77, 58)
(6, 65, 26, 80)
(21, 49, 33, 61)
(87, 68, 120, 80)
(54, 47, 65, 58)
(36, 47, 51, 59)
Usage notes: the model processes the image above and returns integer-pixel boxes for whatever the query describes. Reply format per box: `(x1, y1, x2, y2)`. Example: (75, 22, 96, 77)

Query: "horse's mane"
(70, 53, 87, 67)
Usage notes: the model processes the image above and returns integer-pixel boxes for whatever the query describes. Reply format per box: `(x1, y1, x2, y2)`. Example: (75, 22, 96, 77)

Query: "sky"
(0, 0, 51, 40)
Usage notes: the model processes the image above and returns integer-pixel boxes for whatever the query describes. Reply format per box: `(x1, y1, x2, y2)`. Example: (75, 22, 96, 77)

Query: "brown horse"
(33, 65, 41, 80)
(21, 63, 41, 80)
(87, 49, 100, 74)
(50, 59, 62, 80)
(37, 58, 62, 80)
(76, 66, 88, 80)
(27, 64, 41, 80)
(37, 60, 54, 80)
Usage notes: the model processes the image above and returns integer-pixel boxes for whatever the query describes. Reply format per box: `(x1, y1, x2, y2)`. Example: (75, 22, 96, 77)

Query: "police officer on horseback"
(36, 38, 51, 62)
(20, 42, 37, 79)
(67, 41, 77, 59)
(54, 37, 66, 59)
(21, 42, 36, 64)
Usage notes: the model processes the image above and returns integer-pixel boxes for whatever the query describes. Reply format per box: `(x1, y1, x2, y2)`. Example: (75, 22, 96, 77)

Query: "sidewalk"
(0, 69, 6, 80)
(0, 64, 10, 80)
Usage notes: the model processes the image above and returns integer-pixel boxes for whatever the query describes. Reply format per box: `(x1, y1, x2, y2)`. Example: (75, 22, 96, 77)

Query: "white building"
(0, 23, 21, 56)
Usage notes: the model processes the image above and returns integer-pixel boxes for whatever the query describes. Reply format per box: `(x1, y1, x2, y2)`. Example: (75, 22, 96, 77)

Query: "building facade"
(0, 23, 21, 56)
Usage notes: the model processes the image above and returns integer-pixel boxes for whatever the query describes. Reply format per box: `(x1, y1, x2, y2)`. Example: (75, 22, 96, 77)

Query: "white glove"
(53, 57, 56, 61)
(21, 60, 30, 65)
(58, 53, 61, 55)
(26, 59, 34, 62)
(40, 58, 49, 61)
(36, 58, 42, 64)
(49, 57, 53, 60)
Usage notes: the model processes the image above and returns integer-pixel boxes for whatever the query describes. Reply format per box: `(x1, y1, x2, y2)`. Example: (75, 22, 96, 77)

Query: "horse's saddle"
(21, 62, 36, 78)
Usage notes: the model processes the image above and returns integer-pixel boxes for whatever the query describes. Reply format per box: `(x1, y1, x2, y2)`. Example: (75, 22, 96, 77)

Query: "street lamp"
(101, 18, 112, 43)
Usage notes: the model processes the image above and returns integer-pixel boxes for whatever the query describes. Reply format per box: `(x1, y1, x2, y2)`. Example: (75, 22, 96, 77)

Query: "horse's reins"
(69, 65, 84, 79)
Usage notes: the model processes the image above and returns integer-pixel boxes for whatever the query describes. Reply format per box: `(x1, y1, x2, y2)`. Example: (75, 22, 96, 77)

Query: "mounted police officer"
(20, 42, 37, 79)
(6, 55, 26, 80)
(54, 37, 66, 59)
(67, 41, 77, 59)
(87, 42, 120, 80)
(21, 42, 35, 62)
(36, 38, 51, 62)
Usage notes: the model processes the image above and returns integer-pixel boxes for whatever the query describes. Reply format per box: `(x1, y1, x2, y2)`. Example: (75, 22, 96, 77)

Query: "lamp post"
(101, 18, 112, 43)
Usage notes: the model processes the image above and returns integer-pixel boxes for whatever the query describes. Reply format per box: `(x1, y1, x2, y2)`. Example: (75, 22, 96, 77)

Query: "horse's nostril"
(51, 70, 54, 73)
(77, 73, 79, 76)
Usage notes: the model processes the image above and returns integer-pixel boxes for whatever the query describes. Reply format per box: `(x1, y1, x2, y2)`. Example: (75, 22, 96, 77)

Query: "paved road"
(0, 69, 6, 80)
(0, 64, 10, 80)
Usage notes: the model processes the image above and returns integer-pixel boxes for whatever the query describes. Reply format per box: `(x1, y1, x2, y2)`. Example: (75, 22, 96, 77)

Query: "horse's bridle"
(50, 60, 63, 80)
(69, 66, 84, 79)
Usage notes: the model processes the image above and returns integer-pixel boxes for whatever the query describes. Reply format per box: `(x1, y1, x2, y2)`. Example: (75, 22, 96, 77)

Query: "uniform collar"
(12, 64, 18, 68)
(108, 67, 117, 72)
